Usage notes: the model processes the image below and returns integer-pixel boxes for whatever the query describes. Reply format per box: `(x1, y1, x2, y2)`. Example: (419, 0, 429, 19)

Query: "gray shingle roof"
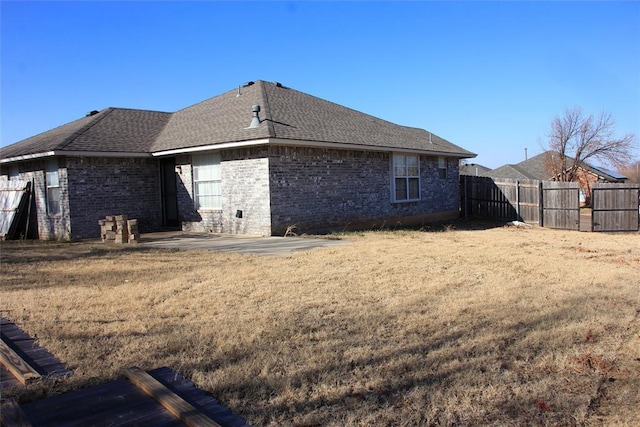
(459, 163, 492, 176)
(486, 152, 556, 180)
(1, 108, 171, 160)
(153, 81, 474, 156)
(2, 80, 475, 160)
(485, 151, 627, 182)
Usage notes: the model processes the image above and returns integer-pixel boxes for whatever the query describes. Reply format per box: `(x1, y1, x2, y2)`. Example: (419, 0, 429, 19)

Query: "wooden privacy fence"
(592, 183, 640, 232)
(460, 177, 541, 223)
(460, 176, 639, 232)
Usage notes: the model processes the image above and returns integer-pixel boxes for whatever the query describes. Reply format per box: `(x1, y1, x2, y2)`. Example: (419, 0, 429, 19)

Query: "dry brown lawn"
(1, 223, 639, 426)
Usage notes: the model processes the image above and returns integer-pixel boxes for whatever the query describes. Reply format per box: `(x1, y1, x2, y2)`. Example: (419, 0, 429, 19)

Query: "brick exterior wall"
(175, 148, 271, 235)
(268, 146, 460, 234)
(0, 159, 71, 240)
(222, 148, 271, 235)
(3, 147, 461, 239)
(66, 157, 162, 239)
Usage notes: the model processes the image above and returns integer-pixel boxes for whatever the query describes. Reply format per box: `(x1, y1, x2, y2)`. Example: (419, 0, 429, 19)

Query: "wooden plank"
(0, 398, 33, 427)
(0, 318, 72, 390)
(123, 366, 222, 427)
(0, 339, 40, 385)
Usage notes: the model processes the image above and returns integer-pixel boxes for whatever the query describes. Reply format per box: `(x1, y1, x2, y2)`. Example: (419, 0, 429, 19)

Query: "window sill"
(392, 199, 421, 204)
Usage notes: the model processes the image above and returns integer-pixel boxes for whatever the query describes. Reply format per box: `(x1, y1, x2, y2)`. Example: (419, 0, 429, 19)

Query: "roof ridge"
(57, 108, 115, 150)
(108, 106, 172, 114)
(259, 81, 276, 137)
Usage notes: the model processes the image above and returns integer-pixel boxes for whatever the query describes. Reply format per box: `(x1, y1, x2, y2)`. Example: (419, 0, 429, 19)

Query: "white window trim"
(438, 156, 448, 179)
(45, 159, 61, 216)
(392, 153, 421, 202)
(192, 152, 222, 211)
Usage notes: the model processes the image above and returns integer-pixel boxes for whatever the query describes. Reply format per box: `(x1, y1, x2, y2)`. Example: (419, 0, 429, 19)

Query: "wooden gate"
(540, 182, 580, 230)
(591, 183, 640, 232)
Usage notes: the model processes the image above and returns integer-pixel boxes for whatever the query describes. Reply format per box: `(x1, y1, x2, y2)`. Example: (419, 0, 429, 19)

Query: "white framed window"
(393, 154, 420, 202)
(438, 156, 448, 179)
(192, 152, 221, 210)
(46, 159, 61, 215)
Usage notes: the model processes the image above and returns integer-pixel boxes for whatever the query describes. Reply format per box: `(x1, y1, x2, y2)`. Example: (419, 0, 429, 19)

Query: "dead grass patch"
(1, 225, 639, 426)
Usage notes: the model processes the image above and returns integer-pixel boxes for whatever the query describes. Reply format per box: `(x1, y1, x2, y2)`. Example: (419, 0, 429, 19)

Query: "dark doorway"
(160, 158, 179, 228)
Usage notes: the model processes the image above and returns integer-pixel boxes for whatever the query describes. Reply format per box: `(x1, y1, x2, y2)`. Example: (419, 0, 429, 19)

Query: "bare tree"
(618, 160, 640, 184)
(546, 107, 637, 182)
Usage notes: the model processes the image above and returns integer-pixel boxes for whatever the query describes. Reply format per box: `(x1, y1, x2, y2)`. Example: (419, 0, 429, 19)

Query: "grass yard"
(1, 223, 639, 426)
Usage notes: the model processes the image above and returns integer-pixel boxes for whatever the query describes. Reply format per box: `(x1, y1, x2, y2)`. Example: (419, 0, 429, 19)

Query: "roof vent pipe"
(246, 105, 261, 129)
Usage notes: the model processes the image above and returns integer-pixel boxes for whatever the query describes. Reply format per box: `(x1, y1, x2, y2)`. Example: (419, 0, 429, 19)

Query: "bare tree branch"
(546, 107, 638, 181)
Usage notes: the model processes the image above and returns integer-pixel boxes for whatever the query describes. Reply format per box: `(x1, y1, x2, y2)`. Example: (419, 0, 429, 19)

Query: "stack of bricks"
(98, 215, 140, 244)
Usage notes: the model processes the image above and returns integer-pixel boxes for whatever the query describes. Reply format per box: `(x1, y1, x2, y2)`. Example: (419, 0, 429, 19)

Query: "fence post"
(463, 175, 468, 220)
(538, 181, 544, 227)
(516, 180, 520, 221)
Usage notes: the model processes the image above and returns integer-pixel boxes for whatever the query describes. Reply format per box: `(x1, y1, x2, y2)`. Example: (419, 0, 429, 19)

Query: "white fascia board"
(152, 137, 476, 158)
(151, 139, 270, 157)
(1, 150, 151, 164)
(1, 151, 56, 163)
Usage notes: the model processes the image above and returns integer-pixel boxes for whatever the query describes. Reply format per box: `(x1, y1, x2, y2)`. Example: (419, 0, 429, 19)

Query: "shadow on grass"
(0, 240, 176, 265)
(176, 293, 607, 426)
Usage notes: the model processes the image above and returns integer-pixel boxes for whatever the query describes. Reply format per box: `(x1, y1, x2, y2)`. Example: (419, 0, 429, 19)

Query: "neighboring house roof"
(485, 151, 627, 182)
(587, 166, 627, 181)
(1, 80, 476, 162)
(485, 152, 549, 180)
(484, 164, 534, 180)
(459, 163, 492, 176)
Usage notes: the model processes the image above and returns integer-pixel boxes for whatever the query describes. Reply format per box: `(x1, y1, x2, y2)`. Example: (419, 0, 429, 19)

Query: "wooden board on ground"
(0, 317, 72, 390)
(15, 367, 251, 427)
(0, 339, 41, 385)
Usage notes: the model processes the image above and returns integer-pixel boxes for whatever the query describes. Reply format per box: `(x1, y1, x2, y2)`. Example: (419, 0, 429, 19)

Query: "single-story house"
(459, 162, 492, 177)
(485, 151, 627, 204)
(0, 80, 476, 240)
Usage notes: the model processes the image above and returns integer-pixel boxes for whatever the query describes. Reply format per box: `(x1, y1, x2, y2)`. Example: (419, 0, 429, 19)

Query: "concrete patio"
(137, 231, 347, 256)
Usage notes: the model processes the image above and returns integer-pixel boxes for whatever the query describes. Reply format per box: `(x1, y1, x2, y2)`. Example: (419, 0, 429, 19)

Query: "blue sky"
(1, 1, 638, 168)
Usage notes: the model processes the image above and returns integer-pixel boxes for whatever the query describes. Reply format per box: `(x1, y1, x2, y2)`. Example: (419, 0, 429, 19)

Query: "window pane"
(395, 178, 407, 200)
(407, 156, 419, 176)
(194, 164, 220, 181)
(193, 153, 222, 209)
(46, 171, 59, 187)
(47, 187, 61, 215)
(394, 156, 406, 176)
(408, 178, 420, 199)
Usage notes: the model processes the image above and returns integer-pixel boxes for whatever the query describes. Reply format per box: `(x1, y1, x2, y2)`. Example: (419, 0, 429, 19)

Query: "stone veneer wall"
(66, 156, 162, 239)
(268, 146, 460, 234)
